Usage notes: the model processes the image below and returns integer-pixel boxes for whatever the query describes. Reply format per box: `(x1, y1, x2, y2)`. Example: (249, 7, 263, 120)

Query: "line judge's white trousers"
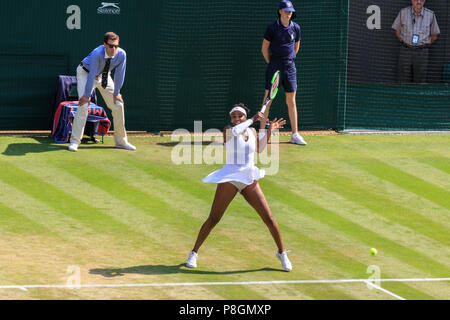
(70, 65, 128, 145)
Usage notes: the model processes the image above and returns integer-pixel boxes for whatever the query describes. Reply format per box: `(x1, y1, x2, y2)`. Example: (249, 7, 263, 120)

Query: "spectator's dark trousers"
(398, 45, 429, 83)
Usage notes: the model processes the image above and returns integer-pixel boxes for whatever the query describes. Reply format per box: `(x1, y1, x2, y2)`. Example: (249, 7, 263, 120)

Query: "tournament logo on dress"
(97, 2, 121, 15)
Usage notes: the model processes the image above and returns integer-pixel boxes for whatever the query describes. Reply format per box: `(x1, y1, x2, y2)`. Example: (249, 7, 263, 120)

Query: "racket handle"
(260, 105, 267, 113)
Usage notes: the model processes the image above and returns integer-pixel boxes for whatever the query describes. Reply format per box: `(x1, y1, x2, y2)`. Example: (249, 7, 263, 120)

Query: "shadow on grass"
(157, 141, 222, 147)
(1, 137, 64, 156)
(1, 137, 115, 156)
(90, 264, 282, 277)
(156, 141, 287, 147)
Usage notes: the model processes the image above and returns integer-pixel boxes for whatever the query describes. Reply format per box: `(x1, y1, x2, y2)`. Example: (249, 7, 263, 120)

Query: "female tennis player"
(186, 103, 292, 272)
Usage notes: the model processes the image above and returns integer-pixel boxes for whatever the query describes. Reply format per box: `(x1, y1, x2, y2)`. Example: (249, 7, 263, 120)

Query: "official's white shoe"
(115, 142, 136, 151)
(68, 142, 79, 152)
(186, 251, 198, 268)
(289, 132, 307, 145)
(276, 251, 292, 272)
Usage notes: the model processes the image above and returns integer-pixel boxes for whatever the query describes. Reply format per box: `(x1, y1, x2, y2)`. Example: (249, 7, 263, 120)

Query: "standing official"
(261, 0, 306, 145)
(392, 0, 440, 83)
(69, 32, 135, 152)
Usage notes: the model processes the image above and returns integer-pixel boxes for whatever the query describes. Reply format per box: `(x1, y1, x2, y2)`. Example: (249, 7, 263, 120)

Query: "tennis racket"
(261, 70, 280, 113)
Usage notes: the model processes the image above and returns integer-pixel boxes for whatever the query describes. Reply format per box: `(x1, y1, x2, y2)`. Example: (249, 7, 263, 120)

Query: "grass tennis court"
(0, 134, 449, 300)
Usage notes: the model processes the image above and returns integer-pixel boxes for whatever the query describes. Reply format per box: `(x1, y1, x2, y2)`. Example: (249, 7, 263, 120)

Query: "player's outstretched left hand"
(269, 117, 286, 130)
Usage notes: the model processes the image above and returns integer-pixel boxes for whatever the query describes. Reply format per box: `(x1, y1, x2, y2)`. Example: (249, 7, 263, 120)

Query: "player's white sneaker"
(289, 132, 307, 145)
(186, 251, 198, 268)
(276, 250, 292, 272)
(115, 141, 136, 151)
(68, 142, 79, 152)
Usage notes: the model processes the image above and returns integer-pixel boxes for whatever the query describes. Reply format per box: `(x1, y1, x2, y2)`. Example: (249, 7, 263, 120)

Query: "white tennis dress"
(202, 126, 265, 187)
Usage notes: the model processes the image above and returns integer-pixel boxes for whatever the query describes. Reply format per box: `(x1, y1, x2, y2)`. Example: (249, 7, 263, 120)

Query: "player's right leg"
(186, 183, 238, 268)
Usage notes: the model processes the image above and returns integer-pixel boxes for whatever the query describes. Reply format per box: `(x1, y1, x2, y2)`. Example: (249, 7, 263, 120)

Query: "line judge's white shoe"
(115, 141, 136, 151)
(186, 251, 198, 268)
(276, 250, 292, 272)
(289, 132, 307, 145)
(68, 142, 79, 152)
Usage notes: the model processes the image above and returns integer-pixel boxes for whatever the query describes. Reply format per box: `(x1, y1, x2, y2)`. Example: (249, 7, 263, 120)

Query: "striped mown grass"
(0, 134, 448, 299)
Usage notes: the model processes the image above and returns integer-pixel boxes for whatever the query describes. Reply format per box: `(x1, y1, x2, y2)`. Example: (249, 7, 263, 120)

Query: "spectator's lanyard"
(411, 7, 423, 45)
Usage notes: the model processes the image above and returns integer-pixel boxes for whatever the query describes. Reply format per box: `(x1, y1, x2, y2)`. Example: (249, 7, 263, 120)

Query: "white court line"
(364, 281, 406, 300)
(0, 277, 448, 290)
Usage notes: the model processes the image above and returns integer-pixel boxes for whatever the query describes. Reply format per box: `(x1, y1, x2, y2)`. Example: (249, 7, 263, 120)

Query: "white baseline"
(0, 277, 448, 290)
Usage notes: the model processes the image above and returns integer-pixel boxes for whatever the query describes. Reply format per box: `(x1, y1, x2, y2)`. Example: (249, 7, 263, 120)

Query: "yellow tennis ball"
(370, 248, 378, 256)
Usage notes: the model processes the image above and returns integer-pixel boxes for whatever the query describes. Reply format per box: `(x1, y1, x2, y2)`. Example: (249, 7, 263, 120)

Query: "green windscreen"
(0, 0, 449, 132)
